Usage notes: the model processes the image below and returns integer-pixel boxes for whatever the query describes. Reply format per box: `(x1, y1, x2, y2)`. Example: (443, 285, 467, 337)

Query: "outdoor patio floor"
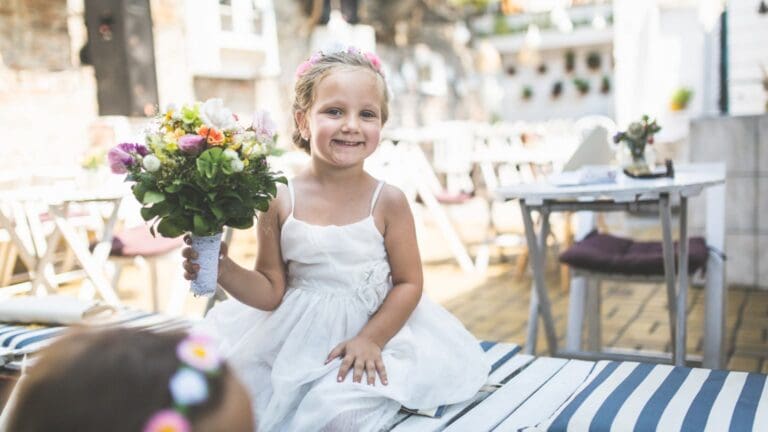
(110, 227, 768, 374)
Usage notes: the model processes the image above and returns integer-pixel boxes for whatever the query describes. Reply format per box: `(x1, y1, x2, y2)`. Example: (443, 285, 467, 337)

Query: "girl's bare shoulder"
(375, 183, 411, 218)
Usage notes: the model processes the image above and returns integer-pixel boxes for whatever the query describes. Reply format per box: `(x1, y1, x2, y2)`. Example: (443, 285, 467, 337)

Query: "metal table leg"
(659, 193, 680, 365)
(520, 201, 558, 355)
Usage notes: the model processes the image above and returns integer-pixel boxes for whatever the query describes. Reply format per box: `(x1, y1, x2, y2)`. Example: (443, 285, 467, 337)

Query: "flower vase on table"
(613, 115, 661, 178)
(108, 99, 286, 298)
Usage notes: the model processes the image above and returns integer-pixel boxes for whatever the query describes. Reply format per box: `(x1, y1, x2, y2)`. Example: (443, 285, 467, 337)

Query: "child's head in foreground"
(292, 47, 390, 156)
(7, 327, 253, 432)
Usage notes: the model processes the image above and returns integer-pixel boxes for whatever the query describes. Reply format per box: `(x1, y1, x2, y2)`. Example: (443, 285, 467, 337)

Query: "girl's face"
(296, 67, 384, 169)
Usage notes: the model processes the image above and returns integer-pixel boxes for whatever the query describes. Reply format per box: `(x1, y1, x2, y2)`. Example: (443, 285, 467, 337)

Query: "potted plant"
(551, 81, 563, 98)
(521, 85, 533, 100)
(564, 50, 576, 73)
(600, 75, 611, 94)
(586, 51, 602, 71)
(572, 77, 590, 95)
(669, 87, 693, 111)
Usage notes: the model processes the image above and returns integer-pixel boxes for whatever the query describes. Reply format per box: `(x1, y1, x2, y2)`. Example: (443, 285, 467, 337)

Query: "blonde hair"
(292, 50, 389, 153)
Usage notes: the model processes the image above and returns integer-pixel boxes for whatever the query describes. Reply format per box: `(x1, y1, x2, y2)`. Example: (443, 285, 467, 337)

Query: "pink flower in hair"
(143, 410, 190, 432)
(295, 52, 322, 78)
(363, 51, 382, 73)
(177, 334, 221, 372)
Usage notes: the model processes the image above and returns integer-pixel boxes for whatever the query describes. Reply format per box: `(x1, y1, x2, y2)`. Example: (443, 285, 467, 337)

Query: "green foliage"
(572, 77, 590, 95)
(669, 87, 693, 111)
(521, 85, 533, 100)
(131, 154, 285, 237)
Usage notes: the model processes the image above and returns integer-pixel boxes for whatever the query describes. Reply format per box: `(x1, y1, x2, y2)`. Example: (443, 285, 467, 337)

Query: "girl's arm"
(215, 187, 288, 311)
(327, 185, 423, 384)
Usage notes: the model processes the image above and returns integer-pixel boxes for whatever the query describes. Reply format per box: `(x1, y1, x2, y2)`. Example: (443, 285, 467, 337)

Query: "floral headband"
(295, 45, 383, 78)
(142, 333, 223, 432)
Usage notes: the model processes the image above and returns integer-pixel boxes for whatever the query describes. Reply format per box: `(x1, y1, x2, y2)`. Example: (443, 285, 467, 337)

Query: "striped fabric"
(0, 310, 191, 370)
(522, 360, 768, 432)
(3, 320, 766, 432)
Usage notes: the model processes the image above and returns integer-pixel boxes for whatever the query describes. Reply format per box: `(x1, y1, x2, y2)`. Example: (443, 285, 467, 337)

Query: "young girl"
(5, 328, 253, 432)
(183, 47, 489, 431)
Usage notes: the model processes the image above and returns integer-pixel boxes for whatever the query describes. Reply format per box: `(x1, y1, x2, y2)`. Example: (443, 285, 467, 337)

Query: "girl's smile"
(297, 67, 385, 168)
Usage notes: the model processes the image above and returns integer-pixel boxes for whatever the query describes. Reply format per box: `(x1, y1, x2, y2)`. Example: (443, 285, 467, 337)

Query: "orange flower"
(196, 126, 224, 146)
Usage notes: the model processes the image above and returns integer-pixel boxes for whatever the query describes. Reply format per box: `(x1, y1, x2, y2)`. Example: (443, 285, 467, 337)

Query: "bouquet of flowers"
(612, 115, 661, 167)
(108, 98, 285, 296)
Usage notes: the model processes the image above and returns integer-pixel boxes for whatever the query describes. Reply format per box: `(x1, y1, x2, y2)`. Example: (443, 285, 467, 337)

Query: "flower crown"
(142, 333, 223, 432)
(295, 45, 383, 78)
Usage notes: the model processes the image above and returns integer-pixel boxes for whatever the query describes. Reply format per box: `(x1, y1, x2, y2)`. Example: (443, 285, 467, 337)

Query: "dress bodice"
(279, 179, 391, 313)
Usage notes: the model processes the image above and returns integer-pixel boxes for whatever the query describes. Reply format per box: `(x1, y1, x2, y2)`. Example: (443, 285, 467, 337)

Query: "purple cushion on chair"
(559, 231, 709, 276)
(110, 226, 184, 257)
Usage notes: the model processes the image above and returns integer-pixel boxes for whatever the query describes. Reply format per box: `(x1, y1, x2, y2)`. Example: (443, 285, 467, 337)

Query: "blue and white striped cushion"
(522, 360, 768, 432)
(0, 311, 191, 369)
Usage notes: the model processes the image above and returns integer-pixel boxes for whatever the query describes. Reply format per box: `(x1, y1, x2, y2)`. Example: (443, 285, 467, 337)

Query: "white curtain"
(613, 0, 666, 127)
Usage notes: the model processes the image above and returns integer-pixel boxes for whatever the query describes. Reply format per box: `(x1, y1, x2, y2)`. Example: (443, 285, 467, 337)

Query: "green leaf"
(142, 190, 165, 205)
(255, 199, 269, 212)
(140, 206, 155, 221)
(165, 181, 183, 193)
(228, 216, 254, 229)
(132, 182, 148, 202)
(193, 214, 211, 235)
(157, 217, 186, 238)
(211, 205, 225, 220)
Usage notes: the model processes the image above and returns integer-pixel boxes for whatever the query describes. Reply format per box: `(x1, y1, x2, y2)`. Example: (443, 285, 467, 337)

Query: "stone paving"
(110, 220, 768, 374)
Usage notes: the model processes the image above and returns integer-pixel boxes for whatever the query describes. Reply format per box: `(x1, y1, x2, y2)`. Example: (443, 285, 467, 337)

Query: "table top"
(496, 163, 725, 204)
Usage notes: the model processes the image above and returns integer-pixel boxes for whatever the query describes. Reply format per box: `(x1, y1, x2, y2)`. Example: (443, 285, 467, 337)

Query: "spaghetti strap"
(369, 181, 385, 215)
(287, 178, 295, 216)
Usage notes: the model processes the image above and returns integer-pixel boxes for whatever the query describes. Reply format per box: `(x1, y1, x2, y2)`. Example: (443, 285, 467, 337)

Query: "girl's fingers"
(337, 356, 354, 382)
(375, 359, 388, 385)
(352, 358, 365, 383)
(181, 247, 197, 259)
(183, 234, 191, 244)
(365, 360, 376, 386)
(325, 344, 343, 364)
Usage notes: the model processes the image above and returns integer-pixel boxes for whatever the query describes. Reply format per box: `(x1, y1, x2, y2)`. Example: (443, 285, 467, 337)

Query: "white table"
(0, 184, 126, 304)
(495, 163, 727, 368)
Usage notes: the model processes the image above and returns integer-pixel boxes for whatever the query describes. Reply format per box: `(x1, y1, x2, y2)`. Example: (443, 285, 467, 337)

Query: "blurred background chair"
(107, 225, 184, 313)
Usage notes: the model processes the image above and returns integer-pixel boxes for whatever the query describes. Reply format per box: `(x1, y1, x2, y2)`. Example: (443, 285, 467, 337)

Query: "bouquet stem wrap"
(190, 232, 223, 297)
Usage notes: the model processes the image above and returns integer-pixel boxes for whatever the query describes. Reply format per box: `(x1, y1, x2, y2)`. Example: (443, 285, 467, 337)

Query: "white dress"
(203, 179, 489, 432)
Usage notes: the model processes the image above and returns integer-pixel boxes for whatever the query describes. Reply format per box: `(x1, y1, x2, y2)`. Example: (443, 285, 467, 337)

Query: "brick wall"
(0, 0, 70, 71)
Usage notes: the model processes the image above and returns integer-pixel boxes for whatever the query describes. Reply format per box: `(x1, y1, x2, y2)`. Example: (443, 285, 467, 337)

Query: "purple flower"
(612, 132, 624, 144)
(117, 142, 149, 156)
(178, 134, 206, 154)
(251, 110, 276, 142)
(108, 142, 147, 174)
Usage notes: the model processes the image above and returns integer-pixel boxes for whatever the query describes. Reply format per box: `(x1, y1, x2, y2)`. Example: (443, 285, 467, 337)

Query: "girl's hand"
(181, 235, 228, 280)
(326, 336, 388, 386)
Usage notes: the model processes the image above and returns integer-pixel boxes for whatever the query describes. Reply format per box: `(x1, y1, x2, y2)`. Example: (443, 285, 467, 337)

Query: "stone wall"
(690, 114, 768, 289)
(0, 0, 70, 71)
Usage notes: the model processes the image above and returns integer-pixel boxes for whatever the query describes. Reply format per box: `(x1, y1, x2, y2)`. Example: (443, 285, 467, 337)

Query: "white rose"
(223, 149, 239, 160)
(200, 98, 236, 131)
(142, 154, 161, 172)
(230, 158, 244, 172)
